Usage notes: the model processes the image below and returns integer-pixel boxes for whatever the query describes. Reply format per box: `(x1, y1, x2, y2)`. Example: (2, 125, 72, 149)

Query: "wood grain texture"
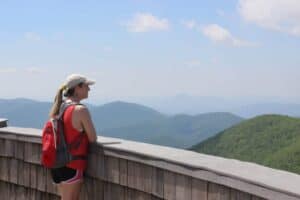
(230, 189, 251, 200)
(192, 178, 207, 200)
(120, 158, 128, 186)
(105, 156, 120, 184)
(9, 158, 18, 184)
(152, 167, 164, 198)
(164, 170, 176, 200)
(175, 174, 192, 200)
(128, 160, 152, 193)
(0, 157, 9, 181)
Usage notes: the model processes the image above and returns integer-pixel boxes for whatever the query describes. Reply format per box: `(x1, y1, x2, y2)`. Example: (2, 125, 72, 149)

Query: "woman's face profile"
(76, 83, 90, 99)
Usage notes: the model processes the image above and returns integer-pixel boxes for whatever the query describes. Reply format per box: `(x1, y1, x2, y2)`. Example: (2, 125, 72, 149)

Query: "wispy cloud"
(24, 32, 41, 41)
(124, 13, 170, 32)
(202, 24, 257, 47)
(0, 68, 17, 73)
(181, 20, 197, 29)
(238, 0, 300, 36)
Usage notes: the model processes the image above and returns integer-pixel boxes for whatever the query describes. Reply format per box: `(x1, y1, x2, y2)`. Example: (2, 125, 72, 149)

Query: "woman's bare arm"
(78, 105, 97, 142)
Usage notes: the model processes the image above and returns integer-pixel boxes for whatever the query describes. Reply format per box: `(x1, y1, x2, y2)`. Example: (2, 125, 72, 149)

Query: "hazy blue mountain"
(90, 101, 166, 130)
(0, 98, 52, 128)
(232, 103, 300, 118)
(0, 98, 243, 149)
(132, 94, 240, 115)
(131, 94, 300, 118)
(0, 99, 166, 130)
(101, 112, 244, 148)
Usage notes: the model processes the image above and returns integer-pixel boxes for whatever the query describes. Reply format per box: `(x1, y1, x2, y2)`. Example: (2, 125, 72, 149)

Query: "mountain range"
(191, 115, 300, 174)
(133, 95, 300, 118)
(0, 98, 243, 148)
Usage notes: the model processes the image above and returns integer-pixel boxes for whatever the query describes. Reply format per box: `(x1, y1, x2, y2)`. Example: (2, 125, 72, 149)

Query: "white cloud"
(0, 68, 17, 73)
(181, 20, 197, 29)
(202, 24, 257, 47)
(24, 32, 41, 41)
(238, 0, 300, 36)
(125, 13, 170, 32)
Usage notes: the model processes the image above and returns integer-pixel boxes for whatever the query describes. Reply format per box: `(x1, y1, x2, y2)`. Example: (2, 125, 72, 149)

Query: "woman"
(49, 74, 97, 200)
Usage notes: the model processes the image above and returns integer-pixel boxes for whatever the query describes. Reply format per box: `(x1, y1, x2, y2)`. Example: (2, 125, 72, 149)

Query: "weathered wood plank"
(4, 139, 14, 157)
(16, 185, 27, 200)
(24, 142, 33, 163)
(86, 152, 98, 178)
(192, 178, 207, 200)
(15, 141, 24, 160)
(9, 158, 19, 184)
(84, 177, 93, 199)
(79, 181, 89, 200)
(251, 195, 266, 200)
(152, 167, 164, 198)
(0, 139, 5, 156)
(125, 188, 152, 200)
(9, 183, 16, 200)
(35, 190, 43, 200)
(219, 185, 230, 200)
(96, 151, 105, 180)
(208, 183, 230, 200)
(176, 174, 192, 200)
(17, 159, 25, 186)
(151, 195, 163, 200)
(128, 161, 138, 189)
(15, 161, 30, 187)
(104, 182, 125, 200)
(230, 189, 251, 200)
(94, 179, 105, 200)
(163, 170, 176, 200)
(23, 161, 31, 187)
(0, 181, 9, 199)
(37, 165, 47, 192)
(207, 183, 231, 200)
(31, 143, 42, 164)
(128, 160, 152, 193)
(30, 164, 38, 190)
(105, 156, 120, 184)
(119, 158, 128, 186)
(46, 168, 57, 195)
(0, 157, 9, 181)
(24, 142, 42, 164)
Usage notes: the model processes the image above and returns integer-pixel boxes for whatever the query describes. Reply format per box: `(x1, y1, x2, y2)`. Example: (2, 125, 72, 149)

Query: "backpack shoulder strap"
(58, 101, 83, 119)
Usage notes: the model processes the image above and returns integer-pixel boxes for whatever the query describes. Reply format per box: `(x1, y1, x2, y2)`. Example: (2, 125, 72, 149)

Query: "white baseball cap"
(64, 74, 96, 89)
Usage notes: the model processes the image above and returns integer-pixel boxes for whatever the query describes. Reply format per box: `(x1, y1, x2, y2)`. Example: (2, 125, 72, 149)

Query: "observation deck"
(0, 119, 300, 200)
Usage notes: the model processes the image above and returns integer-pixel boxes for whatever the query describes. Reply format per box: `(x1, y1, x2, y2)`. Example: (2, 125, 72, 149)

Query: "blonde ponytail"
(49, 85, 67, 118)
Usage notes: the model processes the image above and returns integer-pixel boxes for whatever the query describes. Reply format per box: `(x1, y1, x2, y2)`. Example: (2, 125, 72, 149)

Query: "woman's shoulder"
(73, 104, 90, 115)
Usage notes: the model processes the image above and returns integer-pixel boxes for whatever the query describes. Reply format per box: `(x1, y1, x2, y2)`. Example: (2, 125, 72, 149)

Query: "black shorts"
(50, 166, 83, 184)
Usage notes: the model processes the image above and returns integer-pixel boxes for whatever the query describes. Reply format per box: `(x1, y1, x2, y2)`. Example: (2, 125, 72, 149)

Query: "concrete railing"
(0, 123, 300, 199)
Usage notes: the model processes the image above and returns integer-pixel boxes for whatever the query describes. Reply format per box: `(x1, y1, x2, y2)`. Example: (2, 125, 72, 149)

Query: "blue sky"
(0, 0, 300, 104)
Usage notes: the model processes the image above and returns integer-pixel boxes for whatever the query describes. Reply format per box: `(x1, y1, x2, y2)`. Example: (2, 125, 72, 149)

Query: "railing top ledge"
(0, 127, 300, 199)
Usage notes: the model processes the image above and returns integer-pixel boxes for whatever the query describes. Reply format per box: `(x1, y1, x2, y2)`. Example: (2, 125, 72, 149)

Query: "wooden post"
(0, 118, 8, 128)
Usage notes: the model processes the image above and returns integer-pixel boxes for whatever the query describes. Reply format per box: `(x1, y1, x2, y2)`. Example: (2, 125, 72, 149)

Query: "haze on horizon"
(0, 0, 299, 105)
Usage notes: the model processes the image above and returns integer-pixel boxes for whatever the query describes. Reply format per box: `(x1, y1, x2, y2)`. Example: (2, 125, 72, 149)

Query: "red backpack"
(41, 102, 87, 169)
